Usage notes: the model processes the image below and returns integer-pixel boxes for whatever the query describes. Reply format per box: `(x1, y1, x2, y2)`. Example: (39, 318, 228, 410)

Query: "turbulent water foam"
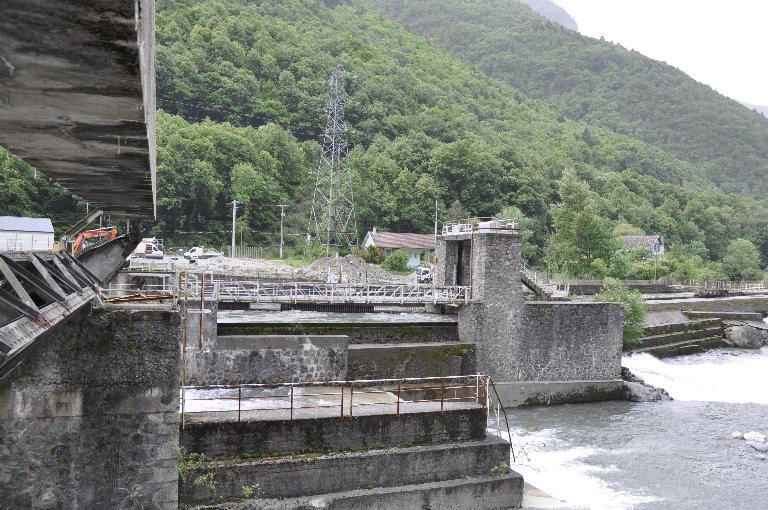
(623, 347, 768, 404)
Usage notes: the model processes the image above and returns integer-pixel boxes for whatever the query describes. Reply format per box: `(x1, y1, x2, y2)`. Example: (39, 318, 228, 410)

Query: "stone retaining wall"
(184, 335, 348, 385)
(0, 307, 180, 510)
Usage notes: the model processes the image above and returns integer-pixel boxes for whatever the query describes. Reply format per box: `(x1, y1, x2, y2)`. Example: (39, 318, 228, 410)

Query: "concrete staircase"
(520, 264, 569, 300)
(628, 318, 724, 358)
(179, 404, 523, 509)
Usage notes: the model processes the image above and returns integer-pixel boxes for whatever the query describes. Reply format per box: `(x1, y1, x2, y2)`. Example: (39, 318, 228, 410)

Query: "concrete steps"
(346, 342, 476, 379)
(187, 473, 524, 510)
(642, 318, 721, 336)
(637, 326, 723, 348)
(180, 436, 513, 505)
(181, 405, 487, 458)
(629, 336, 724, 358)
(684, 310, 764, 321)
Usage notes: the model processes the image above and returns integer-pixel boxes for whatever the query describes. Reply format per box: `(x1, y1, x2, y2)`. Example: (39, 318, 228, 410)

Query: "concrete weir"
(438, 221, 625, 407)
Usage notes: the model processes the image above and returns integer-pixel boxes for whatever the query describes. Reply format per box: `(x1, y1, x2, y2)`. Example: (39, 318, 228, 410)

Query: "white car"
(184, 246, 223, 260)
(415, 267, 432, 284)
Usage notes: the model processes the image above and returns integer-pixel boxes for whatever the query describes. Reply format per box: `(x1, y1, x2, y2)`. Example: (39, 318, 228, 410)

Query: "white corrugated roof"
(0, 216, 54, 233)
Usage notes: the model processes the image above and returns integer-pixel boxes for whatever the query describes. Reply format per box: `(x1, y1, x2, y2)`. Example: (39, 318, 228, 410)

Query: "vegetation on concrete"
(175, 444, 218, 494)
(594, 282, 646, 349)
(489, 462, 509, 476)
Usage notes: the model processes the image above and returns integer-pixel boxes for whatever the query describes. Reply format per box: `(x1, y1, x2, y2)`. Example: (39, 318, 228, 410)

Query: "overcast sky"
(553, 0, 768, 105)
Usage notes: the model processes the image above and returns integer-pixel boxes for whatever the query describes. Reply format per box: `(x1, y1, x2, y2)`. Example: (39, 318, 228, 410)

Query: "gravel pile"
(311, 255, 412, 284)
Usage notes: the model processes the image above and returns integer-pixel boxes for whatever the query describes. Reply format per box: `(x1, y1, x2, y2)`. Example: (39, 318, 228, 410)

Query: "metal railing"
(442, 217, 518, 236)
(211, 281, 470, 305)
(520, 262, 570, 299)
(181, 375, 489, 423)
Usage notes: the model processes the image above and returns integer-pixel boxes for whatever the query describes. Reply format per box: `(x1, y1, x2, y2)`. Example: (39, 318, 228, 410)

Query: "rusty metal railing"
(180, 374, 490, 424)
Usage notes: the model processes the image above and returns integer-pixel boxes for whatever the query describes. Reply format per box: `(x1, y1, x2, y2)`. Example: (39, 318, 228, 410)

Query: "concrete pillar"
(0, 306, 181, 509)
(456, 229, 523, 382)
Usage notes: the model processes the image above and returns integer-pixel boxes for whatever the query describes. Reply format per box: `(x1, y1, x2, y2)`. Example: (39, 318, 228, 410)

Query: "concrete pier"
(0, 306, 180, 509)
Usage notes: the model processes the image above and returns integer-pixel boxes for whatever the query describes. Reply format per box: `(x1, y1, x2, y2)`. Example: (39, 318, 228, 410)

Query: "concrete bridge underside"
(0, 0, 156, 218)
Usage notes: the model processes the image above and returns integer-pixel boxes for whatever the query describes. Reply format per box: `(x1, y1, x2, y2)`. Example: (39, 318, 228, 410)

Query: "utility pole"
(308, 65, 358, 255)
(230, 200, 239, 258)
(434, 200, 439, 242)
(277, 204, 288, 259)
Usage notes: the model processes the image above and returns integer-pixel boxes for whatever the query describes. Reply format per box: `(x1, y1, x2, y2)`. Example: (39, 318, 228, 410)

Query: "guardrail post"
(349, 384, 354, 422)
(396, 380, 401, 418)
(440, 380, 444, 414)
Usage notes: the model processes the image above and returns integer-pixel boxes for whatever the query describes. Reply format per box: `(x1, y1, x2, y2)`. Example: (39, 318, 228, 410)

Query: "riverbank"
(503, 347, 768, 509)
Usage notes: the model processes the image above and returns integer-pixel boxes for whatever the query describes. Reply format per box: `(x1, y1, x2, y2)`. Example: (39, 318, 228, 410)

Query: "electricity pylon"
(307, 65, 358, 254)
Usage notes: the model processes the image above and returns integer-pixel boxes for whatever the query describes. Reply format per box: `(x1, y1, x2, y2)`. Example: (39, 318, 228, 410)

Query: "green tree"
(722, 238, 763, 281)
(549, 170, 619, 276)
(382, 249, 410, 273)
(594, 281, 646, 349)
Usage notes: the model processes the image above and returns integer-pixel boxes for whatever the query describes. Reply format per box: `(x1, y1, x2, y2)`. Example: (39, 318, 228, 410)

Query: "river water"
(509, 348, 768, 509)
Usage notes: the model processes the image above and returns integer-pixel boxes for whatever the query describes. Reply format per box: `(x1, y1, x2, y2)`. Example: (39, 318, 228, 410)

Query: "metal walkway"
(212, 281, 470, 306)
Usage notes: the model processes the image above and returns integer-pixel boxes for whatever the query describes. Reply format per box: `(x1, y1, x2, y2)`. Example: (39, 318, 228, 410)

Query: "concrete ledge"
(218, 322, 459, 345)
(190, 473, 524, 510)
(346, 342, 475, 379)
(493, 380, 625, 407)
(180, 437, 512, 503)
(181, 406, 487, 457)
(684, 310, 764, 321)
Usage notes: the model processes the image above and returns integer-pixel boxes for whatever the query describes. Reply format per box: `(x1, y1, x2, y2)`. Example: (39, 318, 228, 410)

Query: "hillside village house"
(621, 235, 665, 256)
(0, 216, 55, 252)
(362, 229, 436, 269)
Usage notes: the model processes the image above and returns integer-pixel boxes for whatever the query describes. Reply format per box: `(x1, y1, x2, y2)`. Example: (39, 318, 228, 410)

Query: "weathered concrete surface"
(185, 473, 524, 510)
(645, 296, 768, 326)
(181, 406, 487, 457)
(495, 380, 625, 407)
(518, 302, 624, 381)
(346, 342, 475, 379)
(456, 231, 523, 382)
(0, 0, 156, 218)
(185, 335, 349, 385)
(218, 321, 459, 345)
(0, 306, 180, 509)
(181, 437, 512, 503)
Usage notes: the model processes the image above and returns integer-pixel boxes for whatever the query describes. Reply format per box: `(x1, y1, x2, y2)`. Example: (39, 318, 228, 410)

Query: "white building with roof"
(0, 216, 55, 252)
(362, 228, 436, 269)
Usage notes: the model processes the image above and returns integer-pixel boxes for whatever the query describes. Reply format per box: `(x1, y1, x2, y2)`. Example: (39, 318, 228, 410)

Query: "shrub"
(382, 249, 410, 273)
(594, 281, 646, 349)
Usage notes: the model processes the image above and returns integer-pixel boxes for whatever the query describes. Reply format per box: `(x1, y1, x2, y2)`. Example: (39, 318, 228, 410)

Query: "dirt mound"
(311, 255, 411, 283)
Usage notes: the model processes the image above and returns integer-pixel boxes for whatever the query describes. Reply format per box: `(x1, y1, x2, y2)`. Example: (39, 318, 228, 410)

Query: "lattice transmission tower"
(307, 65, 358, 254)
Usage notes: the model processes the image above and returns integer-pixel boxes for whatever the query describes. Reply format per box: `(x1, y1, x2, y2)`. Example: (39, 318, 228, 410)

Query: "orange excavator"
(72, 227, 118, 256)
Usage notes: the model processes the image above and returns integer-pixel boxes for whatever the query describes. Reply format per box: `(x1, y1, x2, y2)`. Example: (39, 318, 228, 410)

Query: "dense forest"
(367, 0, 768, 196)
(1, 0, 767, 280)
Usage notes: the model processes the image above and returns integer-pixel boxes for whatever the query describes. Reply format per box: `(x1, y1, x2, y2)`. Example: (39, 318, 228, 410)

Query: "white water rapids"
(623, 347, 768, 404)
(504, 347, 768, 509)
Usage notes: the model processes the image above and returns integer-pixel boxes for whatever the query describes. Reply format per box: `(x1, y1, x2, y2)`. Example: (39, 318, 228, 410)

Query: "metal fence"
(228, 246, 265, 260)
(442, 217, 518, 237)
(181, 374, 489, 423)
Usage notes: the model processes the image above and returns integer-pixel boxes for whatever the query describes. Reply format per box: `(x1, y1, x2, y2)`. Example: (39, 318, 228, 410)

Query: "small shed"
(0, 216, 55, 252)
(362, 229, 436, 269)
(621, 235, 665, 256)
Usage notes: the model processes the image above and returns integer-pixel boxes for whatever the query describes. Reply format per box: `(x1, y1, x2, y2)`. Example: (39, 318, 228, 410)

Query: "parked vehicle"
(415, 267, 432, 284)
(130, 237, 164, 259)
(184, 246, 224, 260)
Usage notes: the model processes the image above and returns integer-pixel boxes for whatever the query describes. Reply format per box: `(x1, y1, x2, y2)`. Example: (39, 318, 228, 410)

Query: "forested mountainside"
(743, 103, 768, 118)
(151, 0, 768, 267)
(367, 0, 768, 196)
(519, 0, 577, 31)
(2, 0, 768, 279)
